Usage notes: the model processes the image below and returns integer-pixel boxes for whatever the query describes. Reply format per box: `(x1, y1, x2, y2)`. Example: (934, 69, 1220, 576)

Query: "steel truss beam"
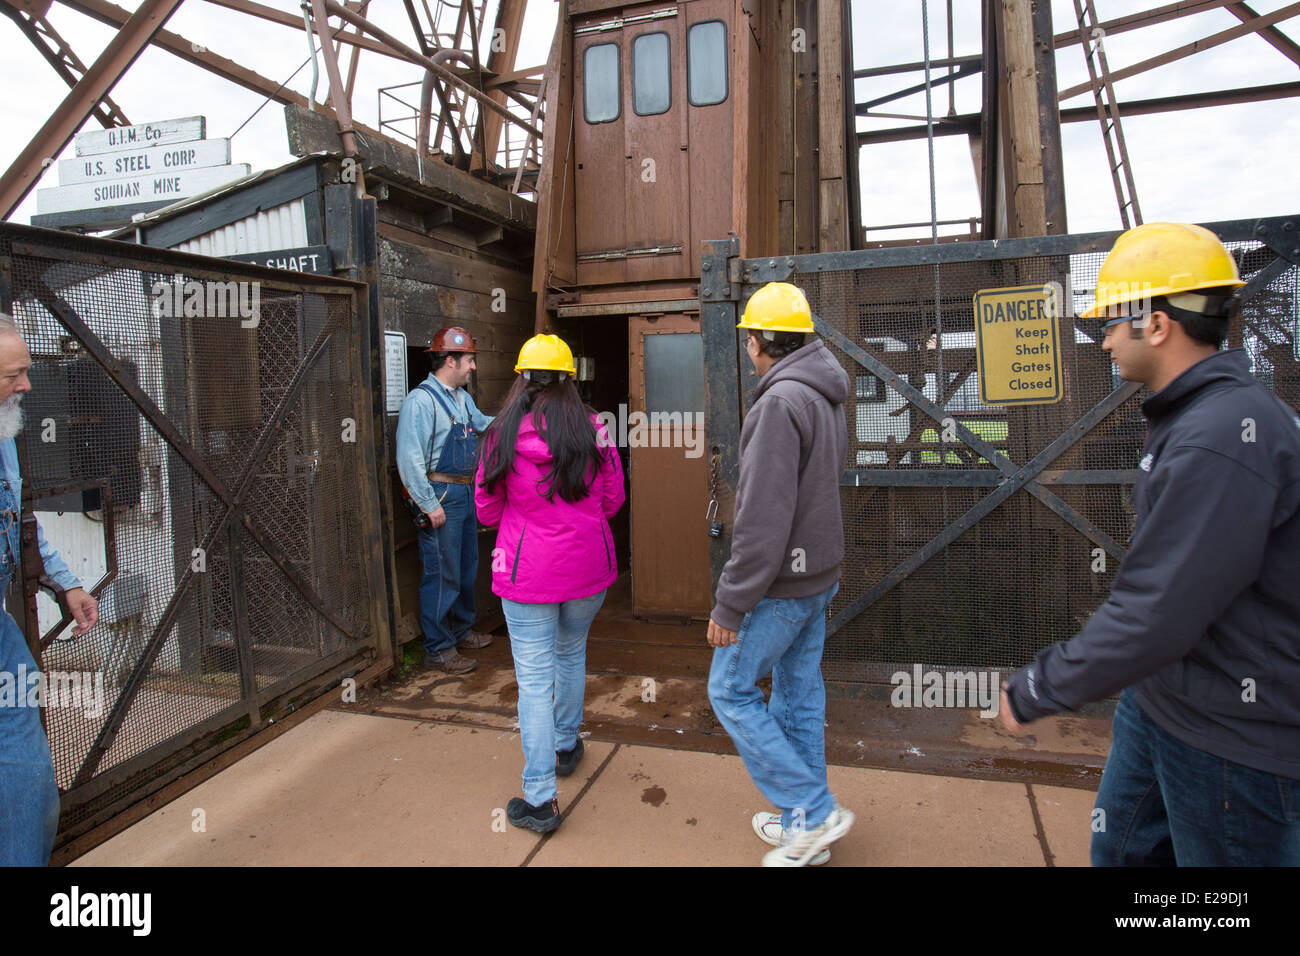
(1057, 1, 1300, 101)
(0, 0, 182, 219)
(857, 81, 1300, 146)
(49, 0, 388, 137)
(0, 1, 131, 129)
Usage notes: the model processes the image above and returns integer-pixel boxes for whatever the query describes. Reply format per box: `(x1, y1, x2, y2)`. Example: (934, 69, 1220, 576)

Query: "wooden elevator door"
(628, 313, 711, 619)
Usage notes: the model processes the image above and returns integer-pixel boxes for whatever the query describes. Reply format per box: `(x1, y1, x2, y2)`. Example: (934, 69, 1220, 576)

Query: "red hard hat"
(427, 326, 477, 353)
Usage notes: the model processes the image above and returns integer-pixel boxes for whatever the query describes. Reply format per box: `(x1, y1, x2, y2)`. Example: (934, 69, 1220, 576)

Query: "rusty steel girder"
(0, 0, 183, 220)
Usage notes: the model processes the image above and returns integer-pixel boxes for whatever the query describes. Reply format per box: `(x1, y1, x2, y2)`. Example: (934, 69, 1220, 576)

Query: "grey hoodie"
(711, 338, 850, 631)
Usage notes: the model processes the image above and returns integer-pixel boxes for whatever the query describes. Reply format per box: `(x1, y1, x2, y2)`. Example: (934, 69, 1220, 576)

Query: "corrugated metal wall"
(170, 199, 308, 257)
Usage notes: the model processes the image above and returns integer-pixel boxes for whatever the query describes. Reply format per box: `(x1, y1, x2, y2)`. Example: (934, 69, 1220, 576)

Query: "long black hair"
(479, 372, 604, 503)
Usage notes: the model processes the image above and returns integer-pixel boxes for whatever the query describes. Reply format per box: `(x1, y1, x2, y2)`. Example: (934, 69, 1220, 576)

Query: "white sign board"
(59, 138, 231, 185)
(75, 116, 205, 157)
(36, 164, 251, 215)
(385, 332, 408, 414)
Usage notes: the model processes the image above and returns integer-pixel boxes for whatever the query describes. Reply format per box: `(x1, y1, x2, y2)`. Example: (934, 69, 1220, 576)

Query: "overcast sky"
(4, 0, 1298, 239)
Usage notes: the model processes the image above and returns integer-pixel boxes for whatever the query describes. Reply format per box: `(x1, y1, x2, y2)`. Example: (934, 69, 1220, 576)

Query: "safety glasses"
(1102, 310, 1150, 330)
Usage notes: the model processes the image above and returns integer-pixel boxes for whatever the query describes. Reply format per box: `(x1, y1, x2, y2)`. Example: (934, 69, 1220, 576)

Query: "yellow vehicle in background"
(917, 418, 1008, 465)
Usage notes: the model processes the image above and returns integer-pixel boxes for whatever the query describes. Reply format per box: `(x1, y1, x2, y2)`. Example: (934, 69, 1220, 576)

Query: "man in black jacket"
(1001, 223, 1300, 865)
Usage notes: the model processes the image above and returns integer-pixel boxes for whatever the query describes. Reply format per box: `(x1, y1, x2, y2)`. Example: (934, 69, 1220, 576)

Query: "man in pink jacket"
(474, 334, 625, 832)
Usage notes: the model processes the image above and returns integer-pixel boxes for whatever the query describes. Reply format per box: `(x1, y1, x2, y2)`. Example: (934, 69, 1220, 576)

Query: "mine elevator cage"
(0, 223, 392, 855)
(701, 216, 1300, 684)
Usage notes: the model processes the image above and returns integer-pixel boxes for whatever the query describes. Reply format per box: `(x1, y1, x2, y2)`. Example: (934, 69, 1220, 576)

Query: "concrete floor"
(75, 707, 1096, 867)
(72, 578, 1108, 866)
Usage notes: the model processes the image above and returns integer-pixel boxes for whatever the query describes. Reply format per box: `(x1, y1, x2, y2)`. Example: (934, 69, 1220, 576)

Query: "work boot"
(506, 797, 561, 833)
(458, 631, 494, 650)
(425, 649, 477, 674)
(556, 739, 584, 777)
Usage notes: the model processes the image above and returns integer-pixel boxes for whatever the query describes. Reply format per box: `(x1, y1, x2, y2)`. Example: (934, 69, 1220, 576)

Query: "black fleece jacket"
(1004, 349, 1300, 779)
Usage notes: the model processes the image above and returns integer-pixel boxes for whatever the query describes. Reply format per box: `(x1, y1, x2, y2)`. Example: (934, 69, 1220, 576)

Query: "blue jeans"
(502, 590, 606, 806)
(707, 582, 839, 831)
(418, 484, 478, 657)
(0, 604, 60, 865)
(1092, 687, 1300, 866)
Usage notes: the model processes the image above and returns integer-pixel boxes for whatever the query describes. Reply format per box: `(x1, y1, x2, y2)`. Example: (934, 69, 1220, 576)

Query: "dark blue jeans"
(1092, 688, 1300, 866)
(0, 605, 60, 865)
(417, 484, 478, 657)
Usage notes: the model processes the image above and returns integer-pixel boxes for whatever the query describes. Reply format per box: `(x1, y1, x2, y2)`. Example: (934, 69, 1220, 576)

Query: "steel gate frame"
(702, 215, 1300, 650)
(0, 223, 393, 851)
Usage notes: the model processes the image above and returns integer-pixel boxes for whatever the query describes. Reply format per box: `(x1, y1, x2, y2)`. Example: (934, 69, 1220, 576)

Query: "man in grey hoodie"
(706, 281, 855, 866)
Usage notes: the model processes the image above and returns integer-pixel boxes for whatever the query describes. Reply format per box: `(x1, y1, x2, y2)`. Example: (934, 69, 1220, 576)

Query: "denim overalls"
(416, 383, 481, 658)
(0, 449, 61, 864)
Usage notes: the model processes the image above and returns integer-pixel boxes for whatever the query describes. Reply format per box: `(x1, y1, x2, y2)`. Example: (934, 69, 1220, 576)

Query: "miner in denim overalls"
(0, 316, 99, 866)
(396, 327, 494, 674)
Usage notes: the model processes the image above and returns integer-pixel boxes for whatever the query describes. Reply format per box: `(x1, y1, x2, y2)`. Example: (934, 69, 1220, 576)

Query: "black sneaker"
(555, 739, 584, 777)
(506, 797, 561, 833)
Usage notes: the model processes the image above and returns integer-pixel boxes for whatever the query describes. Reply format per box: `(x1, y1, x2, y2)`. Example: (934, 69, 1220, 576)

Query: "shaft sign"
(972, 284, 1062, 405)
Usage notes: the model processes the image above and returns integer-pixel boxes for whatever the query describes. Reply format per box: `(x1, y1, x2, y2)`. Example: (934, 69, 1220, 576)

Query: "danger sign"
(972, 284, 1063, 406)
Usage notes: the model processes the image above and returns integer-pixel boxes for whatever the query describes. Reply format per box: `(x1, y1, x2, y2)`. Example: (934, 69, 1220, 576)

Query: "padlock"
(706, 498, 722, 538)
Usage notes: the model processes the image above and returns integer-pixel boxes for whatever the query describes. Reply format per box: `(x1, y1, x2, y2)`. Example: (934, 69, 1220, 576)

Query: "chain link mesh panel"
(771, 235, 1299, 683)
(0, 227, 379, 832)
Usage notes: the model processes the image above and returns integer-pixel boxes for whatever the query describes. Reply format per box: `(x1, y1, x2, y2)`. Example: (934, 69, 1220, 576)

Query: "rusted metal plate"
(573, 14, 629, 286)
(685, 0, 733, 273)
(628, 312, 711, 617)
(622, 6, 688, 284)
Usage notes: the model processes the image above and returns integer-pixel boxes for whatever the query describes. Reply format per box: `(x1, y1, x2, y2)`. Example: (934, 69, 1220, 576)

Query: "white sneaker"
(751, 811, 831, 865)
(761, 805, 854, 867)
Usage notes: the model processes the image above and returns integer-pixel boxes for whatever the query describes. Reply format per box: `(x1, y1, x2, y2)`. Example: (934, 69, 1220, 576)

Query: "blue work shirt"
(0, 438, 81, 609)
(395, 374, 493, 512)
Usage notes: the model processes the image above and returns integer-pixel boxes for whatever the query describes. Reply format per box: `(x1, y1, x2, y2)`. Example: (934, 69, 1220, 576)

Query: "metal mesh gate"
(701, 217, 1300, 684)
(0, 224, 389, 847)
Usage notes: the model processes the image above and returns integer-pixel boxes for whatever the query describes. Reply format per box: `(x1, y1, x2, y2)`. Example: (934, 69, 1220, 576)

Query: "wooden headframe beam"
(480, 0, 529, 165)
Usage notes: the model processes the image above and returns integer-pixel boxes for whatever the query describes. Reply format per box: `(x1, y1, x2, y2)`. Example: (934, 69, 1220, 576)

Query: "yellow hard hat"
(738, 282, 815, 334)
(1082, 222, 1244, 319)
(515, 333, 576, 375)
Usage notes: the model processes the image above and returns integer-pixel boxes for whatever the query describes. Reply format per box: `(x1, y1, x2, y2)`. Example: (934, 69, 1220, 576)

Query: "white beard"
(0, 394, 23, 440)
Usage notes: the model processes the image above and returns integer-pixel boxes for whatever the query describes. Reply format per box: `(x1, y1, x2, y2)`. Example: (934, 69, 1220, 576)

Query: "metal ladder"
(1074, 0, 1142, 228)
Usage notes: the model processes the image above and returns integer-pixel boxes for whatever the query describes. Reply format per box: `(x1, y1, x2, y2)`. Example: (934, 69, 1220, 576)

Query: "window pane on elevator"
(687, 21, 727, 106)
(584, 43, 620, 124)
(645, 333, 704, 414)
(633, 32, 671, 116)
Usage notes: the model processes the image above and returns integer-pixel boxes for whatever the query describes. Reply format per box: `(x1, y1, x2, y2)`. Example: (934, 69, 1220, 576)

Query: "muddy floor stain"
(641, 785, 667, 807)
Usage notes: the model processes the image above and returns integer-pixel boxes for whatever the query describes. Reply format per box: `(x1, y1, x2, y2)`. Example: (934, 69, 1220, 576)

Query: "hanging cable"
(302, 2, 320, 109)
(228, 55, 314, 141)
(922, 0, 953, 642)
